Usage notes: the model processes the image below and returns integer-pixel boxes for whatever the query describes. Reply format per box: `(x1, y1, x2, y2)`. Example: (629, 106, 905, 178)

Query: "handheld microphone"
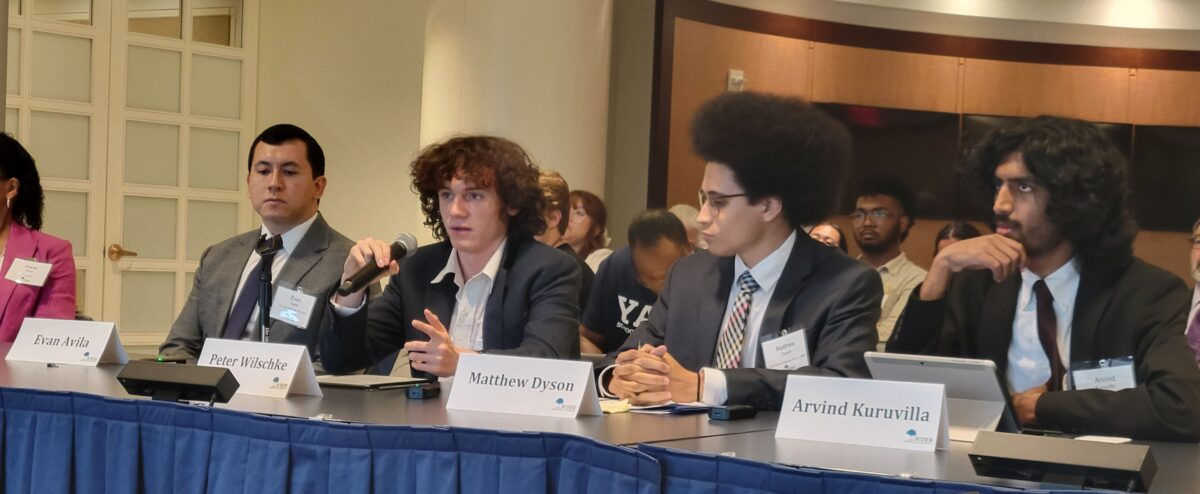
(336, 233, 418, 296)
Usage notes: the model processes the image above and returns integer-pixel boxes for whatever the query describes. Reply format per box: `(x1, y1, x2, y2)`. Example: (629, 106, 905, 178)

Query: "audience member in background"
(321, 136, 581, 376)
(161, 124, 363, 360)
(1186, 217, 1200, 363)
(809, 222, 847, 253)
(563, 190, 612, 271)
(0, 134, 75, 341)
(535, 170, 593, 314)
(603, 91, 881, 410)
(932, 221, 983, 257)
(581, 209, 692, 354)
(668, 203, 707, 250)
(889, 116, 1200, 441)
(851, 173, 926, 349)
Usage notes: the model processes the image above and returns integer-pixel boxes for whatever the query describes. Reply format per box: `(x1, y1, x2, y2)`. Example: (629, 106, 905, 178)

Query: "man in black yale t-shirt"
(581, 209, 692, 353)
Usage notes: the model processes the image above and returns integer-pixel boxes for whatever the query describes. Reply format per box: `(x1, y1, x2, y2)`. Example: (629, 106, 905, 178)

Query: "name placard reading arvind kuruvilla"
(446, 353, 601, 418)
(776, 375, 949, 452)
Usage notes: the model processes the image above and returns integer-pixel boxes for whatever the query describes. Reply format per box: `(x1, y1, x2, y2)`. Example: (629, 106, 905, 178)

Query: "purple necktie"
(1033, 280, 1066, 392)
(1186, 308, 1200, 363)
(223, 235, 282, 340)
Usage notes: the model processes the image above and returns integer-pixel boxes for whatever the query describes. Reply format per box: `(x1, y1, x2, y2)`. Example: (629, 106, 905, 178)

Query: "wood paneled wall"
(811, 43, 960, 113)
(666, 18, 1200, 283)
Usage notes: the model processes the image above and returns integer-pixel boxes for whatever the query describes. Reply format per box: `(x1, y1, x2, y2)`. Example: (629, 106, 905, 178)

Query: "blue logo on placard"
(83, 352, 90, 357)
(273, 377, 280, 383)
(555, 398, 565, 405)
(906, 429, 917, 437)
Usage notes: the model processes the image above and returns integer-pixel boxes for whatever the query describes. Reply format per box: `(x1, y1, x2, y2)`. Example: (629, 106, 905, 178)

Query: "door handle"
(107, 244, 138, 261)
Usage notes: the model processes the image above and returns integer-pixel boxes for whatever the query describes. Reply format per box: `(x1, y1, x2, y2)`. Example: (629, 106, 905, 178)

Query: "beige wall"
(256, 0, 436, 246)
(258, 0, 617, 249)
(420, 0, 612, 199)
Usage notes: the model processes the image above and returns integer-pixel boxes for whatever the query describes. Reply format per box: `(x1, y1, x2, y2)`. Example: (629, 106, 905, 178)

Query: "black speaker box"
(117, 360, 239, 404)
(969, 431, 1155, 492)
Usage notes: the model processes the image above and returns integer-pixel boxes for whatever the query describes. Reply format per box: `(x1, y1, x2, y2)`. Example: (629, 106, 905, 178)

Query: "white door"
(7, 0, 259, 347)
(6, 0, 112, 320)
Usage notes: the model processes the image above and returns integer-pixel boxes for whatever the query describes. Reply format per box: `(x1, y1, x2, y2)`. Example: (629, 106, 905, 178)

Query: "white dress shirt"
(699, 231, 796, 405)
(1188, 286, 1200, 334)
(429, 239, 507, 351)
(1007, 258, 1080, 393)
(231, 212, 319, 341)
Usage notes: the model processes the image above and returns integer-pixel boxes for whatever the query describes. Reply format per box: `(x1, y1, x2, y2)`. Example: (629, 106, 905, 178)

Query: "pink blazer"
(0, 223, 76, 342)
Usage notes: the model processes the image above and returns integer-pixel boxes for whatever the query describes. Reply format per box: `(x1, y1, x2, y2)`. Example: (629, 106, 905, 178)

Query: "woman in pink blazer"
(0, 134, 76, 341)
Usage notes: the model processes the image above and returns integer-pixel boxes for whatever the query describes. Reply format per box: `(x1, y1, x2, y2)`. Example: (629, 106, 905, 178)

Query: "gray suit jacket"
(605, 233, 883, 410)
(160, 213, 365, 360)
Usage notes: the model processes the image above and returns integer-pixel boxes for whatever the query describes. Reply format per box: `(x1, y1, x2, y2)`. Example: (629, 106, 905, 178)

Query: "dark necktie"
(1186, 307, 1200, 364)
(223, 236, 282, 340)
(1033, 280, 1066, 391)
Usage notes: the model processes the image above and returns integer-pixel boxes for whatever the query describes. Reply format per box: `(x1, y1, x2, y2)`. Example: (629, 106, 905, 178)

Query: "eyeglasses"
(698, 190, 747, 216)
(849, 209, 895, 225)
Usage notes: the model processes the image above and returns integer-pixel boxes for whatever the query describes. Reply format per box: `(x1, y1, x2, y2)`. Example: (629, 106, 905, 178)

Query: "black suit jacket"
(888, 258, 1200, 441)
(557, 243, 594, 314)
(605, 233, 882, 410)
(320, 236, 582, 374)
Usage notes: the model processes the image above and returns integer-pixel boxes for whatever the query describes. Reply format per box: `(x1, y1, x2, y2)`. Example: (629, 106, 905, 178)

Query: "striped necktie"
(715, 271, 760, 369)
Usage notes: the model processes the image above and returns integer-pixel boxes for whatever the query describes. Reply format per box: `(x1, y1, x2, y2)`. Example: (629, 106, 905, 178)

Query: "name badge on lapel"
(5, 258, 52, 286)
(270, 285, 317, 328)
(761, 327, 809, 370)
(1071, 356, 1135, 391)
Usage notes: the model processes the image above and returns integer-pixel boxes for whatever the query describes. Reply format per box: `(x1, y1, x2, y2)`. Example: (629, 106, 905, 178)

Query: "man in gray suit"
(160, 124, 366, 360)
(602, 92, 883, 410)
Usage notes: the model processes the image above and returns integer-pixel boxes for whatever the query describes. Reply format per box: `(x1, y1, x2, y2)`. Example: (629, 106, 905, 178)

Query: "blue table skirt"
(0, 387, 1086, 494)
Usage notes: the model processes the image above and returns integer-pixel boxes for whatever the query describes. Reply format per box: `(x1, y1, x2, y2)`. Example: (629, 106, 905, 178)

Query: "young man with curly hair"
(601, 91, 883, 410)
(320, 136, 582, 376)
(888, 116, 1200, 441)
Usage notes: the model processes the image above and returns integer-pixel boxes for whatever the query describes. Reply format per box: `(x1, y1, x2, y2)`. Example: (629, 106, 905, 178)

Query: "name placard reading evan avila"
(446, 353, 601, 418)
(776, 375, 949, 452)
(198, 339, 321, 398)
(6, 318, 128, 366)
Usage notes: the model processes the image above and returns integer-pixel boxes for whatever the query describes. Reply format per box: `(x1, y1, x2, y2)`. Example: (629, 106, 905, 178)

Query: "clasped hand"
(608, 344, 700, 406)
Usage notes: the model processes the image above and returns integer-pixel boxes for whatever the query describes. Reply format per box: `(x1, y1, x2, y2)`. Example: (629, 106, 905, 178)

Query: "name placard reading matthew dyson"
(446, 353, 601, 418)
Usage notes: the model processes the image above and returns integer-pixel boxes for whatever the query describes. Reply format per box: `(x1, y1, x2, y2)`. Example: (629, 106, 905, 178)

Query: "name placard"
(446, 353, 601, 418)
(6, 318, 128, 366)
(776, 375, 949, 452)
(198, 339, 321, 398)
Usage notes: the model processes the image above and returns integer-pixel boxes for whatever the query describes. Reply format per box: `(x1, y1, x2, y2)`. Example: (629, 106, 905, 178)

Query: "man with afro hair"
(601, 92, 883, 410)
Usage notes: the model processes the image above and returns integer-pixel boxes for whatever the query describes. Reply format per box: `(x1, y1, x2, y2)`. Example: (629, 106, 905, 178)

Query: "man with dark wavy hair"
(889, 116, 1200, 441)
(320, 135, 582, 376)
(601, 91, 882, 410)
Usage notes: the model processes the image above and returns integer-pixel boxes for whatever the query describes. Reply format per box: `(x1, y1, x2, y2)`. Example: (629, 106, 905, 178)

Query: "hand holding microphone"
(334, 233, 418, 306)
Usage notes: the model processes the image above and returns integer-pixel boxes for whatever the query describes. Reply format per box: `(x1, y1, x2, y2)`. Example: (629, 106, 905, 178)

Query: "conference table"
(2, 342, 1196, 493)
(0, 344, 777, 446)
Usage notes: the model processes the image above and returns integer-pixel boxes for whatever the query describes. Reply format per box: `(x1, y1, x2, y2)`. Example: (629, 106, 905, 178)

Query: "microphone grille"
(393, 233, 418, 252)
